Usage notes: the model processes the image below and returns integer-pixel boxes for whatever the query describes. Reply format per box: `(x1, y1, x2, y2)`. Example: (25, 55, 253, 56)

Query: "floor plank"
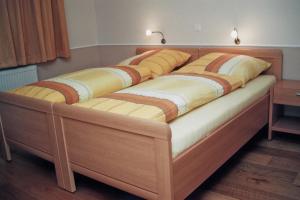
(218, 166, 300, 199)
(293, 173, 300, 186)
(0, 183, 38, 200)
(234, 162, 297, 183)
(241, 152, 273, 166)
(268, 156, 300, 173)
(256, 134, 300, 154)
(1, 129, 300, 200)
(211, 180, 295, 200)
(188, 190, 239, 200)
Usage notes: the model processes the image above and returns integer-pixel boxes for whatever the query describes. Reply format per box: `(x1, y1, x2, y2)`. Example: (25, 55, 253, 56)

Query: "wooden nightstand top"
(275, 80, 300, 90)
(274, 80, 300, 106)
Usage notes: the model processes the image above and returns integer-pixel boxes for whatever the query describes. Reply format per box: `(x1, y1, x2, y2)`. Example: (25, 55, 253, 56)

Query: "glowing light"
(145, 29, 167, 44)
(231, 28, 238, 39)
(146, 29, 152, 36)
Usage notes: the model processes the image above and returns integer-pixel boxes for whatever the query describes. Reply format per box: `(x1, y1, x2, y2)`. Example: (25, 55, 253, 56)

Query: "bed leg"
(0, 115, 12, 161)
(52, 115, 76, 192)
(268, 127, 272, 140)
(155, 139, 174, 200)
(54, 157, 76, 192)
(268, 88, 273, 141)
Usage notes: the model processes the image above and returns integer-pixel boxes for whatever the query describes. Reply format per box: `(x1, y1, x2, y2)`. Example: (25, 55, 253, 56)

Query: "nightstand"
(268, 80, 300, 140)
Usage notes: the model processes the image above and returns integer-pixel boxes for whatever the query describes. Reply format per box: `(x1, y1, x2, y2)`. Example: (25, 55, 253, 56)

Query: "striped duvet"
(75, 71, 242, 122)
(10, 66, 142, 104)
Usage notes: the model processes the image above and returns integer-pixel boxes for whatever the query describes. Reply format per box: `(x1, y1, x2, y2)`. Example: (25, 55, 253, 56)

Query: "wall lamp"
(146, 29, 166, 44)
(231, 27, 240, 45)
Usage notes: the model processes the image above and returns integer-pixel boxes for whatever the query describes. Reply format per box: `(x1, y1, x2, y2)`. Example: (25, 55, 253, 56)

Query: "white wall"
(95, 0, 300, 46)
(64, 0, 98, 48)
(63, 0, 300, 47)
(62, 0, 300, 80)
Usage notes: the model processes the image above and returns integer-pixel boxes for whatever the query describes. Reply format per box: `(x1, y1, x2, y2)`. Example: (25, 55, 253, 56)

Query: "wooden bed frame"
(0, 48, 199, 192)
(0, 93, 69, 189)
(51, 48, 282, 199)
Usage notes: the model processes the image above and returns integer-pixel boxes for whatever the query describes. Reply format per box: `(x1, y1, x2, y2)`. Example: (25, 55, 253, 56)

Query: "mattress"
(170, 75, 276, 158)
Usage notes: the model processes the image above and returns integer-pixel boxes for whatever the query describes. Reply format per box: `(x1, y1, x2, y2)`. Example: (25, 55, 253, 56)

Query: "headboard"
(136, 47, 199, 63)
(136, 47, 283, 80)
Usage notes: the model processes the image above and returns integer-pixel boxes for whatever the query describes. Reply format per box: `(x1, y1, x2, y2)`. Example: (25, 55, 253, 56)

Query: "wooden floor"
(1, 128, 300, 200)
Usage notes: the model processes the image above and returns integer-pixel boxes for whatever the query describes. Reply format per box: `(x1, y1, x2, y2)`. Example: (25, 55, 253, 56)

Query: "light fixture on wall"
(231, 27, 240, 45)
(146, 29, 167, 44)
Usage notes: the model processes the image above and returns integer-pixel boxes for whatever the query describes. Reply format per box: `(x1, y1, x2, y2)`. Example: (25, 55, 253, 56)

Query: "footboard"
(0, 92, 66, 190)
(0, 92, 56, 159)
(53, 103, 174, 199)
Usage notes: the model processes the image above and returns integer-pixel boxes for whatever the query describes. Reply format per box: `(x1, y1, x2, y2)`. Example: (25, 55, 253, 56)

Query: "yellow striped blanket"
(75, 71, 242, 122)
(10, 66, 142, 104)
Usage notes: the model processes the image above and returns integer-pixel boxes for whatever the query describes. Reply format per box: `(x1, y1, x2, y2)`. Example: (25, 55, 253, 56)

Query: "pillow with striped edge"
(118, 49, 191, 79)
(178, 52, 271, 86)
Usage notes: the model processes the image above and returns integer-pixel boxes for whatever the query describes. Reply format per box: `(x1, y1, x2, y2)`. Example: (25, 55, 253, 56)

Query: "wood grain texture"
(52, 47, 282, 199)
(54, 103, 172, 199)
(269, 80, 300, 139)
(0, 92, 66, 190)
(272, 117, 300, 135)
(0, 115, 11, 161)
(0, 47, 283, 198)
(1, 104, 51, 153)
(275, 80, 300, 90)
(1, 130, 300, 200)
(293, 173, 300, 186)
(241, 152, 273, 166)
(7, 139, 52, 162)
(192, 191, 239, 200)
(274, 80, 300, 106)
(53, 93, 271, 200)
(173, 95, 269, 200)
(66, 119, 158, 192)
(53, 115, 76, 192)
(257, 135, 300, 153)
(0, 93, 53, 154)
(185, 134, 300, 200)
(268, 86, 275, 140)
(154, 138, 174, 200)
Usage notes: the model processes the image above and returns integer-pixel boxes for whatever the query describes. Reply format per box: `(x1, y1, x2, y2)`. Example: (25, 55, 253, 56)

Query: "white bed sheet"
(170, 75, 276, 158)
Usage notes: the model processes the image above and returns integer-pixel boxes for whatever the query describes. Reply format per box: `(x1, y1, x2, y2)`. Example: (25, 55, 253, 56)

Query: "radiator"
(0, 65, 38, 91)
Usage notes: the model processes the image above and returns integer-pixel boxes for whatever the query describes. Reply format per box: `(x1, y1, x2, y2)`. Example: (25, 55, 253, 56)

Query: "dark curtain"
(0, 0, 70, 69)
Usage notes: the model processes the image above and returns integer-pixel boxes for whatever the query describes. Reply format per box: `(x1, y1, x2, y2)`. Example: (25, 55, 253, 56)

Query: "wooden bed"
(51, 48, 283, 199)
(0, 92, 71, 189)
(0, 48, 199, 192)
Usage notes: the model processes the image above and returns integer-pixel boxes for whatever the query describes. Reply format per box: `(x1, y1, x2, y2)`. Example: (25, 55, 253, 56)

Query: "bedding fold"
(171, 75, 276, 157)
(9, 66, 142, 104)
(75, 71, 243, 122)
